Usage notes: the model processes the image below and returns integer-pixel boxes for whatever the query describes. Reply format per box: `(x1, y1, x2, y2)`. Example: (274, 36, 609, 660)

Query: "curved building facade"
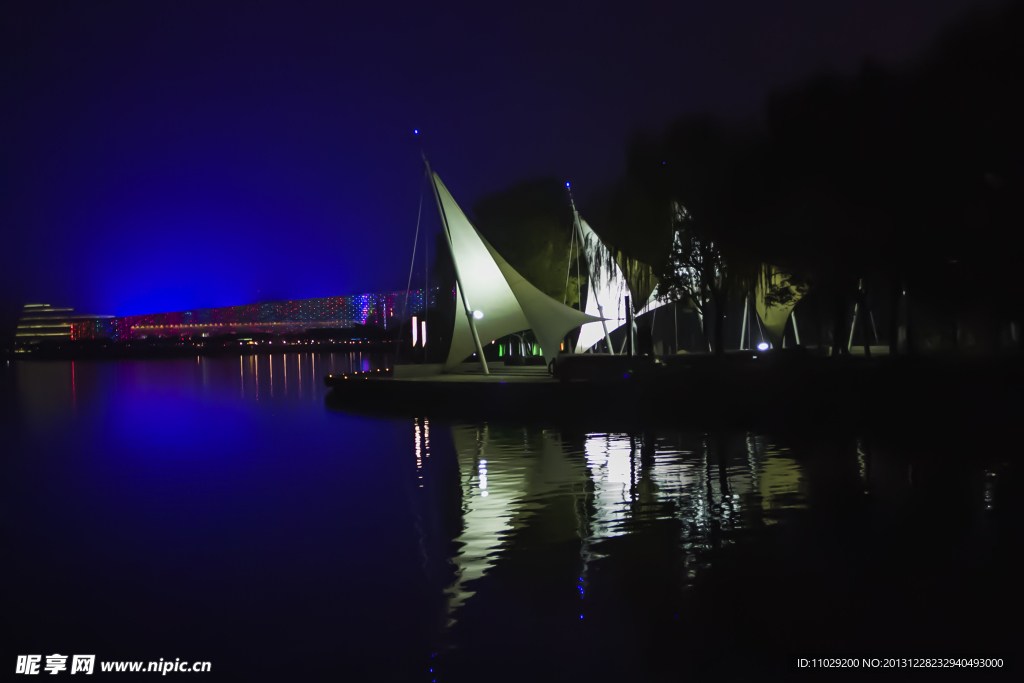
(70, 290, 434, 341)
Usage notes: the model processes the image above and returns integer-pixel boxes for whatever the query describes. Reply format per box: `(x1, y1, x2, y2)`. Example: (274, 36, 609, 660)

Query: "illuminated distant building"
(16, 304, 112, 345)
(70, 289, 436, 341)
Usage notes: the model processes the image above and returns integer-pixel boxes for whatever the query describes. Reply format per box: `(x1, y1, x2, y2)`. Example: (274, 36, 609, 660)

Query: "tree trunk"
(889, 275, 901, 356)
(816, 295, 826, 357)
(831, 292, 848, 357)
(904, 287, 914, 355)
(700, 294, 712, 352)
(713, 291, 726, 356)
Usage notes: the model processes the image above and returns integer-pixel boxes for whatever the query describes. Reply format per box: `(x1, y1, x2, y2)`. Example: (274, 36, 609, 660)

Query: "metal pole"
(424, 199, 429, 361)
(847, 279, 862, 352)
(625, 295, 634, 356)
(397, 175, 425, 363)
(791, 311, 801, 346)
(674, 301, 678, 354)
(739, 296, 749, 350)
(568, 190, 615, 355)
(697, 306, 710, 352)
(424, 157, 489, 374)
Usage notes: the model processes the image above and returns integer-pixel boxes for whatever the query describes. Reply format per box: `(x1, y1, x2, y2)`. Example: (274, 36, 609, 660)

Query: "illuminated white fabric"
(754, 265, 805, 346)
(483, 237, 598, 365)
(436, 174, 530, 370)
(637, 287, 669, 317)
(574, 218, 675, 353)
(574, 219, 628, 352)
(434, 173, 599, 369)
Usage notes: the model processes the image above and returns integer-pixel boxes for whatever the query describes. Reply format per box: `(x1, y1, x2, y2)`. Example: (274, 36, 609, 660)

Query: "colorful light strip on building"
(70, 290, 437, 341)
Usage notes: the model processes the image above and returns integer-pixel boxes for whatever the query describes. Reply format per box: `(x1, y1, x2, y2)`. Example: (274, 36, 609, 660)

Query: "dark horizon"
(0, 0, 1006, 330)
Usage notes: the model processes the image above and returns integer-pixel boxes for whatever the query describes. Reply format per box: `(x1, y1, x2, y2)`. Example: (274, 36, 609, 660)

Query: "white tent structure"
(573, 217, 669, 354)
(574, 218, 627, 353)
(430, 172, 601, 373)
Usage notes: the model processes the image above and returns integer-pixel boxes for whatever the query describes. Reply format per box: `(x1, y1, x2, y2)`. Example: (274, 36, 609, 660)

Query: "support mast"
(425, 156, 489, 374)
(568, 186, 615, 355)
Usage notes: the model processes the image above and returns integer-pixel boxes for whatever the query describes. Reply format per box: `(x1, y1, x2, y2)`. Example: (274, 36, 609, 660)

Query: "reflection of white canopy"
(583, 433, 635, 538)
(445, 424, 586, 622)
(434, 173, 600, 370)
(574, 218, 669, 353)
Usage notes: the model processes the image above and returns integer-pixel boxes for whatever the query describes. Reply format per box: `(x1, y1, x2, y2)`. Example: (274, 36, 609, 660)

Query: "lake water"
(3, 355, 1020, 681)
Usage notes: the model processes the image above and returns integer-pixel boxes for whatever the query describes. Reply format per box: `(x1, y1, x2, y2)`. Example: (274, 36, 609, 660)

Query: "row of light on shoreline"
(329, 368, 391, 380)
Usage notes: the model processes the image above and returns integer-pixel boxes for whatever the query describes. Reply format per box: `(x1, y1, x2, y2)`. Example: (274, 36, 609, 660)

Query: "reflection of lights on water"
(414, 418, 432, 487)
(414, 419, 422, 468)
(856, 439, 867, 492)
(584, 433, 635, 539)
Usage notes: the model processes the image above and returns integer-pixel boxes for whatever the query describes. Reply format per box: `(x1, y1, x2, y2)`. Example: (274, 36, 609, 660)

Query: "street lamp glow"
(757, 342, 770, 351)
(473, 310, 484, 319)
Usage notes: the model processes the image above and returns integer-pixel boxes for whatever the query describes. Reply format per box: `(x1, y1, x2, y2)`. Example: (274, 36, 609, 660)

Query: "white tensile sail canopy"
(574, 218, 669, 353)
(575, 218, 628, 353)
(433, 173, 600, 371)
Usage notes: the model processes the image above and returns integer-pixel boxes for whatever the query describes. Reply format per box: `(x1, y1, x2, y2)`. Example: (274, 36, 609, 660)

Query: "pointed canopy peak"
(432, 172, 600, 368)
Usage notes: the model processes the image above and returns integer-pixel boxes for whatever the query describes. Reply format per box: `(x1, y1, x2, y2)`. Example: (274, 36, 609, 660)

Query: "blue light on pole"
(757, 342, 770, 351)
(566, 182, 570, 188)
(413, 129, 419, 134)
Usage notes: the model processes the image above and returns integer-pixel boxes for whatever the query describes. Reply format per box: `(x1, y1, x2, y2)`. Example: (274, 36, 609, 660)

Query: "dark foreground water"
(2, 355, 1021, 681)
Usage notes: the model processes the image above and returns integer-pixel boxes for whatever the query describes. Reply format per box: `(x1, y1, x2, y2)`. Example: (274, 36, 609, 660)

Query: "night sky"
(1, 0, 998, 321)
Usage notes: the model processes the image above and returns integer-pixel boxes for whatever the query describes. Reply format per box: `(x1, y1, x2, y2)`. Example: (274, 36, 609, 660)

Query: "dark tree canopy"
(471, 178, 581, 306)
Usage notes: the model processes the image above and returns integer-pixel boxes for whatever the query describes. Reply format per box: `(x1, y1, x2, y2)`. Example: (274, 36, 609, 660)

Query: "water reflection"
(431, 425, 812, 631)
(10, 353, 394, 432)
(5, 357, 1018, 680)
(444, 425, 589, 620)
(413, 423, 1020, 679)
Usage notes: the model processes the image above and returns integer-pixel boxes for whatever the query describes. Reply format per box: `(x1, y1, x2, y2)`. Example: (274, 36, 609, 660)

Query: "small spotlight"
(473, 310, 484, 319)
(413, 129, 419, 134)
(565, 182, 570, 188)
(757, 342, 770, 351)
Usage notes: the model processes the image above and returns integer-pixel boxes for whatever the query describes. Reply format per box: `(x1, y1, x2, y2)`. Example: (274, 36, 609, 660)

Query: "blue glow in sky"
(0, 1, 994, 318)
